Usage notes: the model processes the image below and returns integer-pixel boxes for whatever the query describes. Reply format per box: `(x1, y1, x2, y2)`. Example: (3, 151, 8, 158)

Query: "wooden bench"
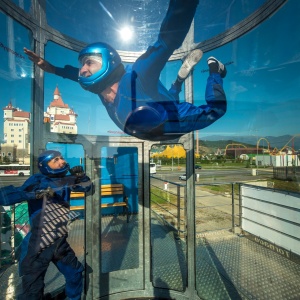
(70, 184, 129, 222)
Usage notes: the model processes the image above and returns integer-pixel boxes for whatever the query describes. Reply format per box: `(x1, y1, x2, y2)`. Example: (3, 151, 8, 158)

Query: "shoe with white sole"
(207, 56, 227, 78)
(178, 49, 203, 80)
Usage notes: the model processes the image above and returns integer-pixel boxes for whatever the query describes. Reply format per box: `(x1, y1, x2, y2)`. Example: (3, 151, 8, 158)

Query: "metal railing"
(273, 166, 300, 181)
(150, 177, 186, 236)
(0, 204, 29, 269)
(150, 178, 242, 238)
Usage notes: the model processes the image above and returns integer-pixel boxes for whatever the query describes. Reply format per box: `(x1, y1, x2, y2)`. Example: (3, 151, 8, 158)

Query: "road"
(152, 167, 273, 184)
(0, 167, 273, 188)
(0, 176, 29, 187)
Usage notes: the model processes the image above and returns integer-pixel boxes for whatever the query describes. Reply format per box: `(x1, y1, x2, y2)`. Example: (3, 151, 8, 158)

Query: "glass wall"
(0, 12, 32, 164)
(1, 0, 300, 299)
(194, 0, 268, 42)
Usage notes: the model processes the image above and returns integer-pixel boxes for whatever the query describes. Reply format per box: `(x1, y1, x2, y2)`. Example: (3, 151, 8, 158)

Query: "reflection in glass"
(8, 0, 31, 12)
(45, 42, 121, 136)
(100, 147, 139, 273)
(46, 0, 168, 51)
(194, 0, 267, 42)
(40, 0, 228, 142)
(193, 2, 300, 299)
(150, 144, 187, 292)
(0, 12, 32, 167)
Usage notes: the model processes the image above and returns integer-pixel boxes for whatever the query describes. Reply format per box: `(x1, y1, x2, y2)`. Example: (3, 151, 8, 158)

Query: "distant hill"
(198, 135, 300, 151)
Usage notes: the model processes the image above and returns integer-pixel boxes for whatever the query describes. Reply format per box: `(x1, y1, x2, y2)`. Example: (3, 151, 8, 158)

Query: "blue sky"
(0, 0, 299, 144)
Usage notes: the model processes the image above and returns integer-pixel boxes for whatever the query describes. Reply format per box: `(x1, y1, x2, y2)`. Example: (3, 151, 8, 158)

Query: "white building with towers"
(1, 86, 78, 163)
(1, 101, 30, 163)
(44, 86, 78, 134)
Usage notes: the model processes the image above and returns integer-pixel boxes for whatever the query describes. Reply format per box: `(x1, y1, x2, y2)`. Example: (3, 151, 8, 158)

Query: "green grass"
(199, 183, 239, 196)
(150, 187, 177, 204)
(199, 179, 300, 194)
(272, 179, 300, 193)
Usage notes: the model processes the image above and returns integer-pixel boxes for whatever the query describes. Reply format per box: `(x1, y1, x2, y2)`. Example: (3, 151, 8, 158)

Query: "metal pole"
(177, 185, 181, 234)
(231, 183, 235, 231)
(239, 183, 242, 228)
(0, 207, 2, 268)
(11, 205, 15, 262)
(23, 128, 25, 163)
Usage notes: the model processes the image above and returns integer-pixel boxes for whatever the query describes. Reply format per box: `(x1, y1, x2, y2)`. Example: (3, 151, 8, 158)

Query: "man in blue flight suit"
(24, 0, 227, 141)
(0, 150, 91, 300)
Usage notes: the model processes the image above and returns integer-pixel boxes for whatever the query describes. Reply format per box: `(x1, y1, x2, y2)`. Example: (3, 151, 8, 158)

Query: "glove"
(36, 187, 56, 199)
(69, 166, 85, 178)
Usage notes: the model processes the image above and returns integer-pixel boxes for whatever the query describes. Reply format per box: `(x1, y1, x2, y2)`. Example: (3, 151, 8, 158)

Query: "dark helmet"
(38, 150, 70, 176)
(78, 42, 125, 94)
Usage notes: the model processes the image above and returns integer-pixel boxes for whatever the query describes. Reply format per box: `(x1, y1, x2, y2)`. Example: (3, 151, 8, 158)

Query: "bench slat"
(70, 184, 129, 222)
(101, 202, 127, 208)
(101, 191, 123, 195)
(71, 192, 85, 198)
(71, 205, 85, 211)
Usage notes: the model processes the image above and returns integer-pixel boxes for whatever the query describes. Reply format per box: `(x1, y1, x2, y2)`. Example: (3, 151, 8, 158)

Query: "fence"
(0, 203, 29, 268)
(273, 166, 300, 181)
(150, 178, 239, 237)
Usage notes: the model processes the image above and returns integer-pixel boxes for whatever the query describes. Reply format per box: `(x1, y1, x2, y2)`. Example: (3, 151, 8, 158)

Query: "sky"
(0, 0, 299, 146)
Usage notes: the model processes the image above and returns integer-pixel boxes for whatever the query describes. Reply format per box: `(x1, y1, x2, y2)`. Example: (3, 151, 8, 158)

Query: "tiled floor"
(1, 215, 300, 299)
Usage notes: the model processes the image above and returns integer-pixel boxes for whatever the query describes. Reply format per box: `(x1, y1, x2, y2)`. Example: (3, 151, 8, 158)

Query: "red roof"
(13, 111, 30, 118)
(50, 86, 69, 108)
(55, 115, 70, 121)
(50, 97, 69, 108)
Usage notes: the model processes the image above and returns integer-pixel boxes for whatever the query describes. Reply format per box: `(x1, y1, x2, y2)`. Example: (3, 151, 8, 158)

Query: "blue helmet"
(78, 42, 125, 94)
(38, 150, 70, 176)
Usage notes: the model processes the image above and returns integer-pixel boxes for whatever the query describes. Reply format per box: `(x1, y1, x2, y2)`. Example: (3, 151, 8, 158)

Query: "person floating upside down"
(24, 0, 227, 141)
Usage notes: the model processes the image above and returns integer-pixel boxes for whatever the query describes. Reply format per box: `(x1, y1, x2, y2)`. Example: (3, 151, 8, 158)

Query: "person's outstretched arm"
(0, 185, 37, 206)
(23, 47, 79, 82)
(24, 47, 56, 73)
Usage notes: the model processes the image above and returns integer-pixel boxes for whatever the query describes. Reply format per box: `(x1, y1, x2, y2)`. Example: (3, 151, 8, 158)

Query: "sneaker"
(207, 56, 227, 78)
(178, 49, 203, 80)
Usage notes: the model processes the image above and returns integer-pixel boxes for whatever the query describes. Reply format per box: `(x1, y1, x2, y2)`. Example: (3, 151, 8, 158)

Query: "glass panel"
(100, 146, 139, 273)
(150, 144, 187, 292)
(44, 42, 124, 136)
(194, 0, 268, 42)
(0, 11, 33, 300)
(46, 0, 168, 52)
(8, 0, 32, 13)
(44, 143, 86, 293)
(194, 0, 300, 299)
(193, 0, 300, 186)
(45, 0, 268, 51)
(0, 12, 32, 164)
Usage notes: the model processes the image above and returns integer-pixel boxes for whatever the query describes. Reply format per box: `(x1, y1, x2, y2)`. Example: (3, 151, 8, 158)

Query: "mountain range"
(198, 135, 300, 151)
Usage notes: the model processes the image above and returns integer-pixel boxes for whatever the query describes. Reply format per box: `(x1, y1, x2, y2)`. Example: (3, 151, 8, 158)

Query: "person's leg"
(162, 57, 227, 135)
(133, 0, 199, 92)
(169, 49, 203, 101)
(159, 0, 199, 50)
(206, 57, 227, 101)
(54, 238, 84, 300)
(18, 240, 53, 300)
